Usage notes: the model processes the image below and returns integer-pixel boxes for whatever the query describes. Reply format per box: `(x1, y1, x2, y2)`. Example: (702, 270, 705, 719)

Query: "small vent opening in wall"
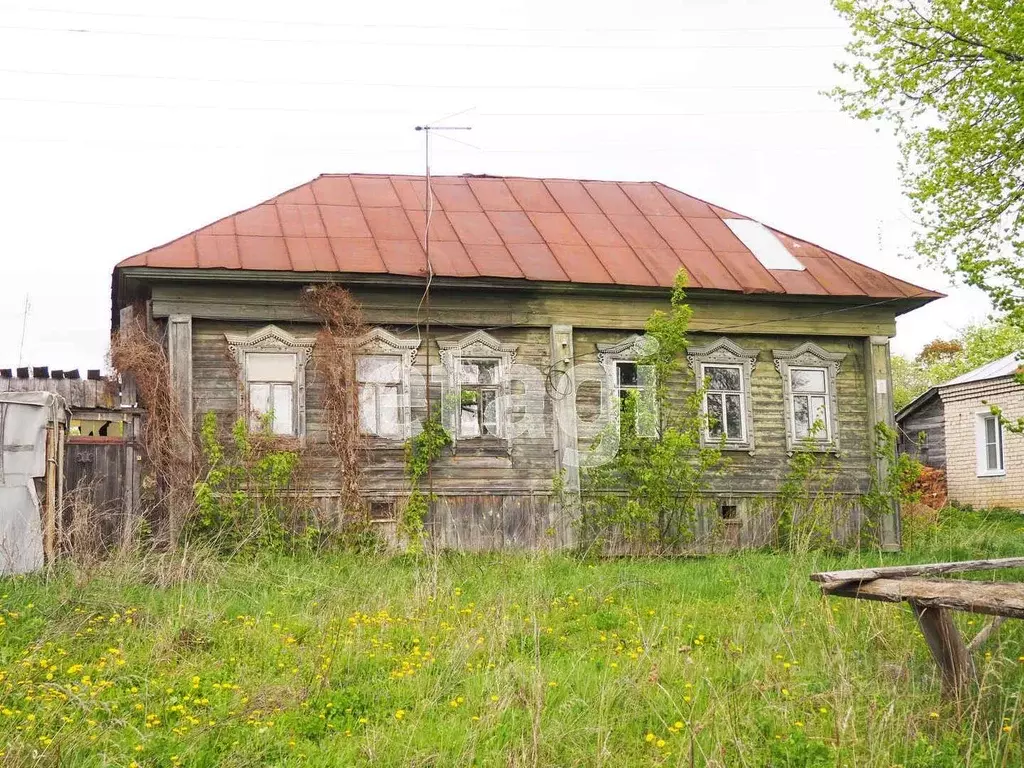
(369, 500, 395, 522)
(720, 504, 738, 520)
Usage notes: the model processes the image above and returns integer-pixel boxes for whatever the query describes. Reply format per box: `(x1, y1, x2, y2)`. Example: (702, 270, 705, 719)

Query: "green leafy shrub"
(581, 271, 724, 549)
(191, 412, 306, 553)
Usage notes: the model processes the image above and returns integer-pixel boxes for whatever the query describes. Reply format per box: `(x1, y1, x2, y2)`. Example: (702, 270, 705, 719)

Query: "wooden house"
(111, 174, 942, 549)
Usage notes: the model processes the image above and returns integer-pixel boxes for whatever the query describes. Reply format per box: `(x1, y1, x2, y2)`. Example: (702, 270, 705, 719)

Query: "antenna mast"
(17, 294, 30, 367)
(414, 122, 471, 535)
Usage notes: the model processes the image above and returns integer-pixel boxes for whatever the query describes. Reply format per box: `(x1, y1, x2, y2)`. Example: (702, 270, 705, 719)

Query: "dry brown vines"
(303, 285, 366, 524)
(109, 309, 195, 545)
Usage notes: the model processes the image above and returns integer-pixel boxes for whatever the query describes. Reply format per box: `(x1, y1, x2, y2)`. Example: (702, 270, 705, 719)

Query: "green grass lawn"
(1, 507, 1023, 767)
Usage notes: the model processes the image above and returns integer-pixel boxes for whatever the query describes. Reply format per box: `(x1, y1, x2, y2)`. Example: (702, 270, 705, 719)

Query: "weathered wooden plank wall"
(175, 280, 897, 551)
(898, 395, 946, 469)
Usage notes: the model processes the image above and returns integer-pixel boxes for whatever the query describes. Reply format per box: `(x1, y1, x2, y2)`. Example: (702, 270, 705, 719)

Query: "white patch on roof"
(943, 352, 1024, 387)
(724, 219, 805, 271)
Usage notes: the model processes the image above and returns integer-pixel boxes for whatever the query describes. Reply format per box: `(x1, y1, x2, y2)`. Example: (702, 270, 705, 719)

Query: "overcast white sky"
(0, 0, 994, 371)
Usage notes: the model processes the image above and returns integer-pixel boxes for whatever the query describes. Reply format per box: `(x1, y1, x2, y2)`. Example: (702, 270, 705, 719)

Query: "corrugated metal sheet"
(117, 174, 944, 300)
(943, 352, 1024, 387)
(0, 392, 66, 575)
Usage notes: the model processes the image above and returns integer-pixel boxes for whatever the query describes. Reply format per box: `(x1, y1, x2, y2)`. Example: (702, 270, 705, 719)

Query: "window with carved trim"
(773, 342, 845, 453)
(353, 328, 420, 441)
(226, 325, 315, 438)
(438, 330, 517, 447)
(597, 335, 658, 438)
(686, 337, 759, 453)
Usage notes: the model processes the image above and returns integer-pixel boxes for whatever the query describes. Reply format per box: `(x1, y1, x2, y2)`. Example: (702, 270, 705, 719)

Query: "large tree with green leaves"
(891, 317, 1024, 408)
(832, 1, 1024, 328)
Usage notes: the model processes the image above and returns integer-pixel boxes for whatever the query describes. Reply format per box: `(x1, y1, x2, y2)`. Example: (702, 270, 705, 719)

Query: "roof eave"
(113, 264, 942, 311)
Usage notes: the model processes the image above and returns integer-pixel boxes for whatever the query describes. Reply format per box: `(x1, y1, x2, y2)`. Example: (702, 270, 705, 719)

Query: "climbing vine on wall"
(402, 414, 452, 551)
(304, 285, 366, 526)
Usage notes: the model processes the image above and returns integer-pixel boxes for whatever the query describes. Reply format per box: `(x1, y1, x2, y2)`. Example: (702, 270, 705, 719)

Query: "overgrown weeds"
(191, 412, 312, 555)
(4, 508, 1023, 766)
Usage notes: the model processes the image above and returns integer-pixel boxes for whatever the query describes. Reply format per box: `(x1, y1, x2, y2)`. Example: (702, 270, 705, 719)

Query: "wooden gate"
(64, 435, 140, 548)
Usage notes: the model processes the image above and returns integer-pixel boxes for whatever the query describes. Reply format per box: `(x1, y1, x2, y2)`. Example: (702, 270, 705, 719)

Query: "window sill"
(452, 437, 511, 458)
(977, 470, 1006, 478)
(362, 436, 407, 450)
(787, 442, 838, 455)
(713, 442, 755, 454)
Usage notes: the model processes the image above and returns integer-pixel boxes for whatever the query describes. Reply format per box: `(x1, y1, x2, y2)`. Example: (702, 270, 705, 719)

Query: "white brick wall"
(942, 379, 1024, 510)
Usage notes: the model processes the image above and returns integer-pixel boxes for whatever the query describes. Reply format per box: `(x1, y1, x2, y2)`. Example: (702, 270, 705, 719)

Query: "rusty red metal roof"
(117, 174, 943, 301)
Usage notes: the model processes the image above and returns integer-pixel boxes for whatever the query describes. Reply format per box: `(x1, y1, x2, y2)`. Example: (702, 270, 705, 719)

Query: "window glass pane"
(379, 385, 400, 437)
(357, 355, 400, 384)
(793, 395, 810, 438)
(246, 353, 297, 383)
(249, 383, 271, 429)
(987, 442, 999, 471)
(460, 359, 498, 385)
(271, 384, 293, 435)
(481, 389, 498, 436)
(462, 403, 481, 438)
(358, 384, 376, 434)
(706, 393, 724, 438)
(617, 362, 638, 387)
(725, 393, 743, 439)
(706, 365, 741, 392)
(791, 368, 826, 393)
(985, 416, 997, 445)
(809, 395, 828, 439)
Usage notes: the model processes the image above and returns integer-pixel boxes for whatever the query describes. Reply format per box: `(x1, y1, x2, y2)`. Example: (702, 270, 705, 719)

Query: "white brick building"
(897, 353, 1024, 510)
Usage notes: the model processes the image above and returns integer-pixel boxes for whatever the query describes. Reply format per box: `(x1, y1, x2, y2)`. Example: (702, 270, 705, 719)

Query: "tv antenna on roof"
(17, 294, 30, 367)
(414, 117, 472, 539)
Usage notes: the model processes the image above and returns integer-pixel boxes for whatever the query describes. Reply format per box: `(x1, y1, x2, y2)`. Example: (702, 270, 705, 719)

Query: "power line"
(0, 135, 874, 154)
(1, 5, 849, 35)
(0, 96, 840, 117)
(0, 67, 828, 92)
(0, 24, 847, 50)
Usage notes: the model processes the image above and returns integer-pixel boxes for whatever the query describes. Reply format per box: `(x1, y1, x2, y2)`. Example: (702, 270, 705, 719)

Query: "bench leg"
(911, 602, 975, 696)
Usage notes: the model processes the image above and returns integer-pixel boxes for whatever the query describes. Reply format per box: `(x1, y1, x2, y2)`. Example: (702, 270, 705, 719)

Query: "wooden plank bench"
(811, 558, 1024, 694)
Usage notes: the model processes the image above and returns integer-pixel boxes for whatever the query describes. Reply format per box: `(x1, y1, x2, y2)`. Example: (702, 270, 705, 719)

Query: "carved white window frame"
(438, 330, 518, 448)
(773, 342, 846, 454)
(686, 337, 759, 454)
(597, 334, 659, 438)
(354, 327, 420, 441)
(225, 325, 315, 438)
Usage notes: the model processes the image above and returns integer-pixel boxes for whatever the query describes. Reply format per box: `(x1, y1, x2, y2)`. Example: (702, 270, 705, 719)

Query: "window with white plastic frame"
(977, 412, 1005, 476)
(357, 355, 403, 438)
